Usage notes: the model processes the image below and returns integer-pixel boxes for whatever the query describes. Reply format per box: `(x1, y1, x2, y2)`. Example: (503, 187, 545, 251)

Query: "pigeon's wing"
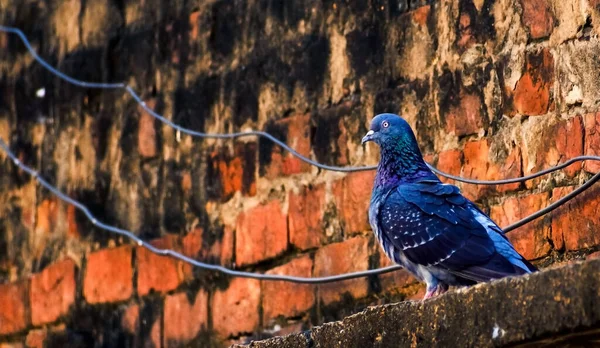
(379, 182, 531, 282)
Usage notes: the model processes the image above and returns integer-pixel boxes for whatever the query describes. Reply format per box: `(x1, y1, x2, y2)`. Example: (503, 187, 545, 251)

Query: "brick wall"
(2, 0, 600, 346)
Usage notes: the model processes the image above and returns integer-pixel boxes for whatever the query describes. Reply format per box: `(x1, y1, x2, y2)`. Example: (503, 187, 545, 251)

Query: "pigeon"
(362, 113, 537, 299)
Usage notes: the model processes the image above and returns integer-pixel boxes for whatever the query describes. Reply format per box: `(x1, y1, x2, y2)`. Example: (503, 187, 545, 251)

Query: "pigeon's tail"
(451, 253, 537, 284)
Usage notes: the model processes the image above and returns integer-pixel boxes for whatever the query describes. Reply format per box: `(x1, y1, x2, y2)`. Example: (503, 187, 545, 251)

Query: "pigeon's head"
(361, 113, 417, 149)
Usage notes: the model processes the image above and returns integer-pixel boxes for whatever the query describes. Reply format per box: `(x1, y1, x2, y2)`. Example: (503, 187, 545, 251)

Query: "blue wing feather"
(378, 182, 536, 283)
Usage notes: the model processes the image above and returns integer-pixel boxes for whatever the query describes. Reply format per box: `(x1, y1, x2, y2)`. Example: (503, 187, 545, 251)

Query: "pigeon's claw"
(423, 283, 449, 300)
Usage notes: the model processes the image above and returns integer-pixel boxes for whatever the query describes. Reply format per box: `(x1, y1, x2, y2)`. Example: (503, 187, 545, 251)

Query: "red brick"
(0, 281, 28, 335)
(84, 246, 133, 304)
(137, 236, 186, 296)
(445, 92, 484, 136)
(138, 98, 157, 158)
(584, 112, 600, 173)
(0, 33, 7, 50)
(235, 200, 287, 266)
(551, 186, 600, 251)
(490, 193, 552, 260)
(35, 199, 58, 234)
(183, 225, 234, 267)
(150, 317, 161, 348)
(461, 139, 521, 201)
(121, 304, 139, 334)
(119, 303, 159, 347)
(209, 143, 257, 199)
(181, 171, 192, 193)
(513, 49, 554, 116)
(521, 0, 555, 39)
(26, 329, 46, 348)
(262, 255, 315, 323)
(182, 227, 203, 259)
(411, 5, 430, 26)
(212, 278, 260, 337)
(66, 205, 80, 238)
(314, 236, 370, 305)
(457, 12, 476, 50)
(523, 116, 584, 188)
(289, 184, 326, 250)
(0, 343, 24, 348)
(437, 149, 463, 184)
(334, 171, 376, 234)
(189, 11, 200, 41)
(30, 258, 76, 325)
(265, 114, 311, 178)
(164, 289, 208, 345)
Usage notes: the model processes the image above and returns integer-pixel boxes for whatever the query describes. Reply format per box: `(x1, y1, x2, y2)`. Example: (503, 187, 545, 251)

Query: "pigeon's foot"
(423, 283, 449, 300)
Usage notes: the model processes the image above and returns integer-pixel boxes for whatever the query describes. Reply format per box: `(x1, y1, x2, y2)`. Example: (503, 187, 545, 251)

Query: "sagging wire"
(1, 24, 586, 180)
(2, 25, 600, 283)
(2, 138, 600, 283)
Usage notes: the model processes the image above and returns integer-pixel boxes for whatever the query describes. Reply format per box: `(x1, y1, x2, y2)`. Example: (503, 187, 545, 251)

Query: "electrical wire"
(3, 24, 594, 181)
(2, 138, 600, 283)
(2, 24, 600, 283)
(0, 137, 403, 282)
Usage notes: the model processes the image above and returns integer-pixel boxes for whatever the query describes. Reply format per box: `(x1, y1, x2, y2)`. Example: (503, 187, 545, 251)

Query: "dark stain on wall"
(346, 24, 384, 76)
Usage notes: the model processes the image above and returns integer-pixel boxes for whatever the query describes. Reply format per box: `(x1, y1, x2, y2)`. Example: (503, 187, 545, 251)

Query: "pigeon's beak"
(361, 130, 375, 144)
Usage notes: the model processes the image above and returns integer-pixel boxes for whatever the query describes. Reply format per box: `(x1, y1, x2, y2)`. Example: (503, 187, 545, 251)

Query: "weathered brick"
(121, 304, 139, 335)
(212, 278, 260, 338)
(83, 246, 133, 304)
(461, 139, 521, 201)
(314, 236, 370, 305)
(264, 113, 311, 178)
(119, 302, 160, 347)
(523, 116, 584, 188)
(25, 329, 46, 348)
(137, 236, 185, 296)
(235, 200, 287, 266)
(457, 12, 475, 50)
(66, 205, 80, 238)
(163, 289, 208, 345)
(551, 186, 600, 251)
(521, 0, 555, 39)
(411, 5, 430, 26)
(0, 343, 24, 348)
(262, 255, 315, 323)
(182, 225, 235, 267)
(584, 112, 600, 173)
(30, 258, 76, 325)
(289, 184, 326, 250)
(138, 98, 157, 158)
(189, 11, 201, 41)
(208, 142, 257, 200)
(0, 32, 7, 50)
(513, 49, 554, 116)
(333, 171, 376, 235)
(35, 199, 58, 234)
(490, 193, 552, 260)
(445, 91, 484, 136)
(437, 149, 463, 184)
(0, 281, 28, 335)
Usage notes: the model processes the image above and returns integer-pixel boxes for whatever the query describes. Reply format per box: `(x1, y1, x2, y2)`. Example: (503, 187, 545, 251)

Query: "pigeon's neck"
(375, 146, 437, 187)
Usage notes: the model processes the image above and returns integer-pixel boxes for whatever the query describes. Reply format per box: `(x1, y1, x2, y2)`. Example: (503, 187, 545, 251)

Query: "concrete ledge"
(236, 259, 600, 347)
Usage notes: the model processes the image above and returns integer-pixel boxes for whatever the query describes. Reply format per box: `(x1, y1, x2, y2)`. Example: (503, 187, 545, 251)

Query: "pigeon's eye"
(382, 121, 390, 128)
